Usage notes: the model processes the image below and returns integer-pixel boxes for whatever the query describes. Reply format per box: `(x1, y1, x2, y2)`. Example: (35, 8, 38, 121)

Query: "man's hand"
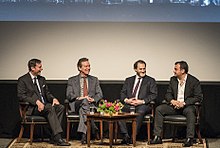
(170, 99, 185, 109)
(52, 98, 60, 106)
(36, 100, 44, 112)
(130, 99, 143, 106)
(87, 96, 95, 103)
(125, 98, 135, 105)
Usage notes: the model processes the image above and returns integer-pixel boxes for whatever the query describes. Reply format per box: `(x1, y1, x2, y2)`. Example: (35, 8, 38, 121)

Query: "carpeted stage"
(9, 138, 206, 148)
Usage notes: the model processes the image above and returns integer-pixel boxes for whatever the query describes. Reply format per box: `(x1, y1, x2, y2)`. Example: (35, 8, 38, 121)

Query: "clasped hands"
(170, 99, 185, 109)
(78, 96, 95, 103)
(126, 98, 143, 106)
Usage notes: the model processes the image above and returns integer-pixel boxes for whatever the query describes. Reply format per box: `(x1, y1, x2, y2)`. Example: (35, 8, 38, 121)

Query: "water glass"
(130, 106, 135, 114)
(90, 106, 95, 115)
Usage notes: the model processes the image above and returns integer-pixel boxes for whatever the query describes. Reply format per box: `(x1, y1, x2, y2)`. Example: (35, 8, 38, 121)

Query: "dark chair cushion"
(26, 116, 47, 122)
(164, 115, 186, 122)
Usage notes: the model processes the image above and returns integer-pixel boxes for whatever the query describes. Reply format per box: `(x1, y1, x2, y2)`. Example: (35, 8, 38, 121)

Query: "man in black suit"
(150, 61, 203, 147)
(17, 58, 70, 146)
(118, 60, 158, 144)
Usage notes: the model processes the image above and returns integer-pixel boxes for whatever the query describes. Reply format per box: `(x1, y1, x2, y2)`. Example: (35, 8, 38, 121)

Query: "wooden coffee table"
(87, 112, 139, 148)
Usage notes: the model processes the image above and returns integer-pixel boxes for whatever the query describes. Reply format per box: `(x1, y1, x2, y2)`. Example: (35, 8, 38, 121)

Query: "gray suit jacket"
(165, 74, 203, 105)
(66, 74, 103, 112)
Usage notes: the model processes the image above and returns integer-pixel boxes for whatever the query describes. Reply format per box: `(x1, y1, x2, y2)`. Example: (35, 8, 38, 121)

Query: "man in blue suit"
(118, 60, 158, 144)
(66, 57, 103, 144)
(150, 61, 203, 147)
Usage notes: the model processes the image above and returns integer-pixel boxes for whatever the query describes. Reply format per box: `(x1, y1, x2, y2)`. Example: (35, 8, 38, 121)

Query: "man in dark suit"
(17, 59, 70, 146)
(118, 60, 158, 144)
(150, 61, 203, 147)
(66, 57, 103, 144)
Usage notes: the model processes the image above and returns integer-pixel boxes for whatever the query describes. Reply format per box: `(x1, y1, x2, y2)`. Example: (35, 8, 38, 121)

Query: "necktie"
(132, 78, 141, 98)
(34, 77, 45, 103)
(83, 77, 88, 97)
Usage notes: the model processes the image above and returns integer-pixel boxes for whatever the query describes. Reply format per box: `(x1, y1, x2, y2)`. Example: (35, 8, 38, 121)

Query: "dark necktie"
(132, 78, 141, 98)
(34, 77, 45, 103)
(83, 77, 88, 97)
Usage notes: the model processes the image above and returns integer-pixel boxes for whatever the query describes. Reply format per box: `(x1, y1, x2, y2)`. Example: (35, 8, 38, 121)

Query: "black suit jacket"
(120, 75, 158, 104)
(165, 74, 203, 105)
(17, 73, 55, 115)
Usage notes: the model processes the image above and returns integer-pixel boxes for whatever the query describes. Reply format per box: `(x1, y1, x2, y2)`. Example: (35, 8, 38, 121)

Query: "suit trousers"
(153, 104, 196, 138)
(118, 104, 151, 136)
(33, 103, 64, 136)
(75, 99, 98, 134)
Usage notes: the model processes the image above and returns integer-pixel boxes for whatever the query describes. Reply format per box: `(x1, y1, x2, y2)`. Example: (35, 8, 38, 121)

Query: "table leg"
(100, 120, 103, 143)
(87, 118, 91, 147)
(109, 121, 113, 148)
(132, 119, 137, 147)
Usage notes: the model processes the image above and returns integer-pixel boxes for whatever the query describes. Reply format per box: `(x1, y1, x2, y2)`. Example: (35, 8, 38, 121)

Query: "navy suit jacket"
(120, 75, 158, 105)
(165, 74, 203, 105)
(17, 73, 55, 115)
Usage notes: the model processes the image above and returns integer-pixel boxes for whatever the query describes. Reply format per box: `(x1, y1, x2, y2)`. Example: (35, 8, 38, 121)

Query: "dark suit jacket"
(165, 74, 203, 105)
(120, 75, 158, 104)
(66, 74, 103, 112)
(17, 73, 55, 115)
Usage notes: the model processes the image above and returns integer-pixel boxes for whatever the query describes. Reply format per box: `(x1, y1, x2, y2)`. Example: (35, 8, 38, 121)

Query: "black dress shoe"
(121, 135, 131, 145)
(183, 138, 193, 147)
(54, 139, 70, 146)
(94, 131, 100, 140)
(150, 136, 162, 144)
(81, 133, 87, 144)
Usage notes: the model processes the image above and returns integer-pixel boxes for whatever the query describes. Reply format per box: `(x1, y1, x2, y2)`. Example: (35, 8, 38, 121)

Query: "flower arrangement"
(97, 99, 124, 116)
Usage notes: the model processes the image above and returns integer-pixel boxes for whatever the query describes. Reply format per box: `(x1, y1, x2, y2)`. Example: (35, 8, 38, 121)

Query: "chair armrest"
(149, 100, 156, 116)
(64, 99, 70, 115)
(18, 101, 30, 120)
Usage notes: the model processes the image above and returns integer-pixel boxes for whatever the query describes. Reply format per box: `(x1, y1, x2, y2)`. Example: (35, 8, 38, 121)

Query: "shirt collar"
(29, 72, 36, 80)
(177, 74, 187, 83)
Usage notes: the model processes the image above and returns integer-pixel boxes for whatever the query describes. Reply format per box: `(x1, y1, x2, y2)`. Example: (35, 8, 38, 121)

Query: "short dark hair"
(77, 57, 89, 71)
(133, 60, 146, 69)
(28, 58, 41, 71)
(175, 61, 189, 74)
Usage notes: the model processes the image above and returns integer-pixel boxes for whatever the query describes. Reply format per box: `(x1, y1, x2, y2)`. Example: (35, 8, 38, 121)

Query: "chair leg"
(172, 126, 177, 142)
(147, 122, 150, 144)
(30, 123, 35, 145)
(100, 120, 103, 143)
(66, 121, 70, 142)
(17, 125, 24, 142)
(114, 122, 118, 143)
(196, 125, 203, 144)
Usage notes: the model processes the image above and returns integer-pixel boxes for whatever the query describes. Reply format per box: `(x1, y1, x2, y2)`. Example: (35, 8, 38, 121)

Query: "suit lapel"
(28, 73, 41, 98)
(173, 77, 178, 99)
(184, 74, 191, 99)
(76, 75, 81, 96)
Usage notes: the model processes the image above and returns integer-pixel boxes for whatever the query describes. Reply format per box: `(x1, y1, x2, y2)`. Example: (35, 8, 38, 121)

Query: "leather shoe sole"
(54, 139, 70, 146)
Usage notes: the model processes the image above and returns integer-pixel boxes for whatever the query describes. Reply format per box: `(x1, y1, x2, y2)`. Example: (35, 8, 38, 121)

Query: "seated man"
(66, 57, 103, 144)
(150, 61, 203, 147)
(118, 60, 158, 144)
(17, 58, 70, 146)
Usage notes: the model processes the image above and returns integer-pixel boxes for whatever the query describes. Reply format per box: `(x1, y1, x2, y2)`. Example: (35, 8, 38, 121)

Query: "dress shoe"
(121, 135, 131, 145)
(150, 136, 162, 144)
(93, 130, 100, 140)
(81, 133, 87, 144)
(54, 139, 70, 146)
(183, 138, 193, 147)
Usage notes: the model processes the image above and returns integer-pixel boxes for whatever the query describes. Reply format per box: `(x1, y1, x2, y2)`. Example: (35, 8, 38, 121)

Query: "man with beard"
(150, 61, 203, 147)
(118, 60, 158, 145)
